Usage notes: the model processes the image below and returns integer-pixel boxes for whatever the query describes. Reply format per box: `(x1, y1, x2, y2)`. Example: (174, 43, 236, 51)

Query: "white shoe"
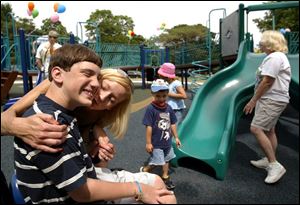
(250, 157, 269, 169)
(265, 161, 286, 184)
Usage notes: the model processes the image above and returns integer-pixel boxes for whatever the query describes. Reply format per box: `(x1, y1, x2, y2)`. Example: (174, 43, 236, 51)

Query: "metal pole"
(19, 28, 29, 94)
(208, 8, 226, 75)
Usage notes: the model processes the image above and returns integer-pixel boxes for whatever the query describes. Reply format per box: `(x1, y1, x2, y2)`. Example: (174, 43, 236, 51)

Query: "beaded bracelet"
(134, 181, 143, 202)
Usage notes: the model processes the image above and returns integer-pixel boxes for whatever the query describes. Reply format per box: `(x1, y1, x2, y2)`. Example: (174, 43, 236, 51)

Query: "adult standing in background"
(35, 30, 62, 80)
(243, 30, 291, 184)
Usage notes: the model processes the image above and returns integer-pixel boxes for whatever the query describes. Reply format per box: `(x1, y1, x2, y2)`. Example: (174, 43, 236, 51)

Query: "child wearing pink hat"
(158, 63, 187, 125)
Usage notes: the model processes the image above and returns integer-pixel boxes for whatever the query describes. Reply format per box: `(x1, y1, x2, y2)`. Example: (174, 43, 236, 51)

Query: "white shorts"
(95, 167, 157, 204)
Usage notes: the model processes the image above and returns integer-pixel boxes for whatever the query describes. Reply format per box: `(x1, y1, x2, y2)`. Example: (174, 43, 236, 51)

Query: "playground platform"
(1, 80, 299, 204)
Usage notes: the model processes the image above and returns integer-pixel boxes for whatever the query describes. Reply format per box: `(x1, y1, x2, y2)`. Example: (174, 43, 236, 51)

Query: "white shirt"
(255, 52, 291, 103)
(35, 41, 62, 74)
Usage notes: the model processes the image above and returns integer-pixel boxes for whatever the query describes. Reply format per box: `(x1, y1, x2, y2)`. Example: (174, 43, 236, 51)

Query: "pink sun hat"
(158, 62, 176, 78)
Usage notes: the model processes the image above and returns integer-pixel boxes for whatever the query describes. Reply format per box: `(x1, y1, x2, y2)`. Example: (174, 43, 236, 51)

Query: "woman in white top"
(243, 30, 291, 184)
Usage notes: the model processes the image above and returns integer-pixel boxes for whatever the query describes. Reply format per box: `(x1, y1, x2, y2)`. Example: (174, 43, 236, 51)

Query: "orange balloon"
(54, 3, 59, 12)
(28, 2, 34, 12)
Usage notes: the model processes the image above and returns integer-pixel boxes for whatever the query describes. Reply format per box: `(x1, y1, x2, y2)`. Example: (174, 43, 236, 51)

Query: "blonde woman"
(243, 30, 291, 184)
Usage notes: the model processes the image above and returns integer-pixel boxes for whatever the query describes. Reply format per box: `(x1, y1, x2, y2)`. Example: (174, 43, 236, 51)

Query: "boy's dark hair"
(48, 44, 103, 81)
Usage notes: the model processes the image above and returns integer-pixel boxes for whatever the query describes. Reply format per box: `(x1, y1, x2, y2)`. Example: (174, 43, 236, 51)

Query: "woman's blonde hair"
(260, 30, 288, 53)
(96, 68, 134, 139)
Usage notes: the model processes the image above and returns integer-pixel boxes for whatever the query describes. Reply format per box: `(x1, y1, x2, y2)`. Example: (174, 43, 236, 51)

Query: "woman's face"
(90, 79, 128, 110)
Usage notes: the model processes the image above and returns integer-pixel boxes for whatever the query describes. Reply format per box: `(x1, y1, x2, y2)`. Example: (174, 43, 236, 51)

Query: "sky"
(3, 1, 267, 46)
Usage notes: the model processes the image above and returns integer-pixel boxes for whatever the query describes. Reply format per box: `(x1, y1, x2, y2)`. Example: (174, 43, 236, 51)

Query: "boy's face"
(152, 90, 168, 104)
(90, 79, 127, 110)
(59, 61, 101, 109)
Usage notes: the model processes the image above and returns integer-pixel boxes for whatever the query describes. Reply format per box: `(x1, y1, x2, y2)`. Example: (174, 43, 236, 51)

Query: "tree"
(158, 24, 209, 46)
(253, 1, 299, 32)
(1, 3, 14, 35)
(40, 18, 68, 37)
(85, 9, 145, 44)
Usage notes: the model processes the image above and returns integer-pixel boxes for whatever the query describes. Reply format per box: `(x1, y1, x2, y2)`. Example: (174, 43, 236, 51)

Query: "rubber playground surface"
(1, 81, 299, 204)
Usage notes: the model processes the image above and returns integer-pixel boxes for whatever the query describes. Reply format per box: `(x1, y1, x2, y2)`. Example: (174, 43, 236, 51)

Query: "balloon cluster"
(27, 2, 39, 18)
(279, 28, 291, 34)
(127, 30, 135, 39)
(157, 22, 166, 32)
(51, 3, 66, 23)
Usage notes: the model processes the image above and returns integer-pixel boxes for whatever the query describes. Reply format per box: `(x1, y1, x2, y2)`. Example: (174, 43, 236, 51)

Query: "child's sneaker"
(250, 157, 269, 169)
(265, 161, 286, 184)
(139, 166, 145, 172)
(162, 177, 175, 190)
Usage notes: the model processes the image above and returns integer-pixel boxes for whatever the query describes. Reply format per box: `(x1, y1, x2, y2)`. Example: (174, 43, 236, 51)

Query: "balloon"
(28, 2, 34, 12)
(50, 13, 59, 23)
(130, 31, 135, 37)
(32, 9, 39, 18)
(54, 3, 59, 12)
(128, 30, 132, 35)
(27, 9, 32, 16)
(279, 28, 286, 34)
(57, 4, 66, 13)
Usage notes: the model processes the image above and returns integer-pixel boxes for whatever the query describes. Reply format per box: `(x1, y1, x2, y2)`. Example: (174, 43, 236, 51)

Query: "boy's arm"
(145, 126, 153, 153)
(69, 178, 173, 203)
(171, 124, 181, 148)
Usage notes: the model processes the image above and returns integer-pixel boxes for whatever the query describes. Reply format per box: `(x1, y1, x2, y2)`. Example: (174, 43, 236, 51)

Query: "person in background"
(243, 30, 291, 184)
(141, 79, 182, 190)
(157, 62, 187, 126)
(35, 30, 62, 80)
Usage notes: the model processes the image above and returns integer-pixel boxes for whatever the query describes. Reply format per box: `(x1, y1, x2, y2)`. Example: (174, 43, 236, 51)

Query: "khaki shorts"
(95, 167, 157, 204)
(251, 98, 287, 131)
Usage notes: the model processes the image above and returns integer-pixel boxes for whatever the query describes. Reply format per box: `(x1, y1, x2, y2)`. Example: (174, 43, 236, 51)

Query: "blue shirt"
(14, 95, 96, 204)
(142, 103, 177, 149)
(167, 80, 186, 110)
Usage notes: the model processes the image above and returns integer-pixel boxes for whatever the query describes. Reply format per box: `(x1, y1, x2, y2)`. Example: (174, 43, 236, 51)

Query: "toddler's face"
(153, 90, 168, 104)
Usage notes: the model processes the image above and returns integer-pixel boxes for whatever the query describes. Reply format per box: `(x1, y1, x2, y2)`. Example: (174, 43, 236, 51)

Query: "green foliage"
(158, 24, 209, 46)
(1, 3, 14, 35)
(85, 9, 145, 44)
(253, 1, 299, 32)
(40, 18, 69, 36)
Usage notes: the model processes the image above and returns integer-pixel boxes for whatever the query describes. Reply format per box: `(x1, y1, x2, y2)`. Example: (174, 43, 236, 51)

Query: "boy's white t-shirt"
(255, 51, 291, 103)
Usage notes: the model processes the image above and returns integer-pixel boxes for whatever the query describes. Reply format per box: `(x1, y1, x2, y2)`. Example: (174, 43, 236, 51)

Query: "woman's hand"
(97, 136, 116, 161)
(243, 99, 256, 115)
(15, 113, 68, 153)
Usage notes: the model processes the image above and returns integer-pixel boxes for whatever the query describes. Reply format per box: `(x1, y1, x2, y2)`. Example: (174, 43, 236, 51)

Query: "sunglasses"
(49, 36, 58, 39)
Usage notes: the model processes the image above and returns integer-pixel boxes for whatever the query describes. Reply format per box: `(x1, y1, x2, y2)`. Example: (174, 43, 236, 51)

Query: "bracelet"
(134, 181, 143, 202)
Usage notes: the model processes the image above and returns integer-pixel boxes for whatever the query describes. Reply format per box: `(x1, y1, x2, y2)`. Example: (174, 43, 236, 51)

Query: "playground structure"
(171, 1, 299, 180)
(1, 17, 175, 103)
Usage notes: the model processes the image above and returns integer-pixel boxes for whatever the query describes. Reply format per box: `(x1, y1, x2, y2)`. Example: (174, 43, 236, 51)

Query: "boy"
(14, 44, 174, 204)
(141, 79, 182, 190)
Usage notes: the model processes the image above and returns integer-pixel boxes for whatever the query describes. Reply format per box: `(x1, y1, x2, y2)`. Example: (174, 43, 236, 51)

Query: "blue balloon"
(279, 28, 286, 34)
(57, 4, 66, 13)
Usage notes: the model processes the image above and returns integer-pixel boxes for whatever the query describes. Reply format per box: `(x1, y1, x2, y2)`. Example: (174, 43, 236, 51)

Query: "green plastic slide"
(171, 40, 299, 180)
